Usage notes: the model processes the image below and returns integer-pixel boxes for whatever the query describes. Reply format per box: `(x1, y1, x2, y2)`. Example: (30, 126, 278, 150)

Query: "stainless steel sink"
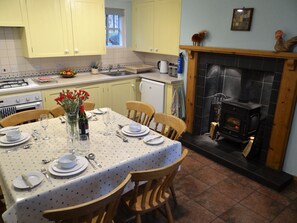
(101, 70, 134, 76)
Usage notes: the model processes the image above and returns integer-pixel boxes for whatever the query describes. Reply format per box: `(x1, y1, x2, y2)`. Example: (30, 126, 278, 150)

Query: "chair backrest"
(126, 101, 155, 126)
(153, 113, 187, 140)
(0, 109, 50, 127)
(43, 174, 131, 223)
(128, 149, 188, 210)
(50, 102, 96, 118)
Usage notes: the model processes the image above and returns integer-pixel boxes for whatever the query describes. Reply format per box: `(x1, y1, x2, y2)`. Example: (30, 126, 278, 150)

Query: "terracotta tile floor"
(115, 147, 297, 223)
(1, 147, 297, 223)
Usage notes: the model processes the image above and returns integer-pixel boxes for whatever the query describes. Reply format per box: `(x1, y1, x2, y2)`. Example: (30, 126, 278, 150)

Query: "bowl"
(59, 69, 77, 78)
(58, 154, 77, 169)
(129, 122, 141, 132)
(6, 130, 21, 141)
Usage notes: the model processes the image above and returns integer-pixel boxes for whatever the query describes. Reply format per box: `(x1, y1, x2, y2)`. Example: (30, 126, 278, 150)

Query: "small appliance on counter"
(168, 63, 178, 77)
(157, 60, 168, 74)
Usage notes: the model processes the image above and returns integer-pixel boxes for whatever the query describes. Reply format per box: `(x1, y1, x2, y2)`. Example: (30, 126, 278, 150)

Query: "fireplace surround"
(179, 46, 297, 190)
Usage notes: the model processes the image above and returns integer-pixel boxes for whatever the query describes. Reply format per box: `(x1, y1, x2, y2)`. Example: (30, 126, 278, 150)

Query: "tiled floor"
(1, 147, 297, 223)
(115, 147, 297, 223)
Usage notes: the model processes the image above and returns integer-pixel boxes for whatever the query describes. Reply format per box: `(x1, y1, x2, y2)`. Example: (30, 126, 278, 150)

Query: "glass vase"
(66, 112, 79, 154)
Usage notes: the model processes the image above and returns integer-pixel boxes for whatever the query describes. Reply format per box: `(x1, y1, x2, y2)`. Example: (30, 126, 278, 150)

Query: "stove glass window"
(224, 115, 241, 132)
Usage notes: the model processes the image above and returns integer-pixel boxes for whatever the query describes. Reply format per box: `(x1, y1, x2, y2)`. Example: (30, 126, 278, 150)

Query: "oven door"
(15, 101, 43, 112)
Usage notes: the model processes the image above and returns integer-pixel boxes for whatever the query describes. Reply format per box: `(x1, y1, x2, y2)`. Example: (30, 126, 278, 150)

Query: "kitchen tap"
(108, 64, 113, 72)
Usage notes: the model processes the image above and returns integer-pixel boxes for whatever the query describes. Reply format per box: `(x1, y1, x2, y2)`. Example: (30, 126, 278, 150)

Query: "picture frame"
(231, 8, 254, 31)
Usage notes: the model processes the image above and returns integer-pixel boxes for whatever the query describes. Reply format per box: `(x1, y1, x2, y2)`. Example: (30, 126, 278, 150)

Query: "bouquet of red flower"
(55, 89, 90, 113)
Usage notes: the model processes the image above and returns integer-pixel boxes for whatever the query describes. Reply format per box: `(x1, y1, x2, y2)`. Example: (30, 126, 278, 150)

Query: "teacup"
(58, 154, 77, 169)
(6, 130, 21, 141)
(129, 122, 141, 132)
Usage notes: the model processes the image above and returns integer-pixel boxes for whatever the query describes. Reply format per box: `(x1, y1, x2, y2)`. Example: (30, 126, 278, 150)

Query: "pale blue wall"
(105, 0, 132, 47)
(180, 0, 297, 52)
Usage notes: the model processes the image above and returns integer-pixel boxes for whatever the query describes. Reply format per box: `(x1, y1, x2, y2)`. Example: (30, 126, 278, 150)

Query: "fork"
(116, 130, 128, 142)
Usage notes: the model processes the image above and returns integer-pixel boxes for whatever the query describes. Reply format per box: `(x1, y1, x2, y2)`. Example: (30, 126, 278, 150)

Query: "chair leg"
(136, 214, 141, 223)
(164, 201, 174, 223)
(170, 185, 178, 206)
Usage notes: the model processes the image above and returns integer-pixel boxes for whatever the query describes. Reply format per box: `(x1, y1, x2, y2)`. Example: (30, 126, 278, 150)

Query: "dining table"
(0, 109, 182, 223)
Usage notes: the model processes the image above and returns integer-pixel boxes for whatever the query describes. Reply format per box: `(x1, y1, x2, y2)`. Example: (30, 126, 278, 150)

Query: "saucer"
(92, 108, 108, 114)
(122, 125, 147, 134)
(121, 126, 150, 137)
(13, 171, 44, 189)
(143, 135, 164, 145)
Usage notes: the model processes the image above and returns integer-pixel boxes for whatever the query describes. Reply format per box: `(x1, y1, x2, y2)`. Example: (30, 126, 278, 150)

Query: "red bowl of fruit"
(59, 69, 77, 78)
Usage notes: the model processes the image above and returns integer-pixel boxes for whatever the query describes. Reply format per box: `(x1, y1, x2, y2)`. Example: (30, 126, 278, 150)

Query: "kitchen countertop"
(0, 71, 183, 96)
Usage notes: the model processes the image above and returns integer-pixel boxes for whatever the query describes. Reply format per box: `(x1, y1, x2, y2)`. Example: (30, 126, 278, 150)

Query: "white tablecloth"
(0, 110, 182, 223)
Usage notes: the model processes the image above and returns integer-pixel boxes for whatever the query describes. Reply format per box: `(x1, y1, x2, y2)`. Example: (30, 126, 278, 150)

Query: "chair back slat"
(50, 102, 95, 118)
(43, 174, 131, 223)
(126, 101, 155, 127)
(154, 113, 187, 140)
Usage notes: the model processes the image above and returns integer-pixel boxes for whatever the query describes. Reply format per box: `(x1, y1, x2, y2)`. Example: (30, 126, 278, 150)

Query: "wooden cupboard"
(132, 0, 181, 56)
(21, 0, 106, 58)
(0, 0, 24, 27)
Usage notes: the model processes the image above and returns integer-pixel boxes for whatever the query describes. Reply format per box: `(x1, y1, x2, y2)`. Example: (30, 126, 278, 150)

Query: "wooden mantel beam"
(180, 45, 297, 170)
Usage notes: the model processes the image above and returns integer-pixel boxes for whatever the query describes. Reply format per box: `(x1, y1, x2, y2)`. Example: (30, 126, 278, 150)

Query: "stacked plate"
(0, 132, 31, 147)
(48, 156, 88, 177)
(121, 125, 150, 137)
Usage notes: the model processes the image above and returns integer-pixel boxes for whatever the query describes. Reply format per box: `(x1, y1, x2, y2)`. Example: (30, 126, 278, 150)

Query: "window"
(105, 8, 125, 47)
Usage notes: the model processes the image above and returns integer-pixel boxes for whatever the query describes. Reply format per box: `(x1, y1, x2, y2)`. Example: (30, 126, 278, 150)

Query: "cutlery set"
(85, 154, 101, 169)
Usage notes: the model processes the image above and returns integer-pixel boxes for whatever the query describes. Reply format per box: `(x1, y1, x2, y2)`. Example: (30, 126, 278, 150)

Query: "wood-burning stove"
(219, 100, 261, 143)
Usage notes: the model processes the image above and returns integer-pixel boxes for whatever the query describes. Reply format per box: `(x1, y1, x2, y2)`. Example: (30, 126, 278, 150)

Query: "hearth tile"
(193, 166, 227, 186)
(261, 83, 273, 105)
(212, 178, 254, 202)
(219, 203, 269, 223)
(263, 72, 274, 83)
(238, 56, 252, 69)
(275, 59, 284, 72)
(194, 187, 237, 216)
(175, 200, 216, 223)
(250, 58, 264, 71)
(262, 58, 278, 72)
(175, 175, 210, 198)
(240, 191, 285, 220)
(272, 208, 297, 223)
(223, 54, 238, 67)
(197, 75, 206, 87)
(273, 71, 282, 82)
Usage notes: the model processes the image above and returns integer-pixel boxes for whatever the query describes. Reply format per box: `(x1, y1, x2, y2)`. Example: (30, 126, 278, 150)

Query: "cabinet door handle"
(155, 48, 158, 52)
(131, 84, 135, 91)
(149, 48, 153, 52)
(65, 49, 69, 54)
(139, 82, 143, 93)
(74, 48, 79, 53)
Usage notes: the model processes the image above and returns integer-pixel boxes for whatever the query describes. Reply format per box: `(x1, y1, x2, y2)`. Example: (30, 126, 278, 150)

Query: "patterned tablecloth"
(0, 110, 182, 223)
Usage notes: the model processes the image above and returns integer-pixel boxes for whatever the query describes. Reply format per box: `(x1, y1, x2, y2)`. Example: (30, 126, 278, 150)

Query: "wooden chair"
(0, 109, 50, 127)
(50, 101, 96, 118)
(122, 149, 188, 223)
(43, 174, 131, 223)
(153, 113, 187, 140)
(126, 101, 155, 126)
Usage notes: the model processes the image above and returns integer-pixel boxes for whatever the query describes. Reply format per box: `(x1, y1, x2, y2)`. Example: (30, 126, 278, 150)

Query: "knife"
(146, 135, 162, 143)
(21, 174, 33, 188)
(85, 156, 97, 169)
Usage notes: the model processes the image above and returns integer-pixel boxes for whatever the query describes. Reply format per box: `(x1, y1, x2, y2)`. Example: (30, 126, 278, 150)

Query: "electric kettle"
(157, 60, 168, 74)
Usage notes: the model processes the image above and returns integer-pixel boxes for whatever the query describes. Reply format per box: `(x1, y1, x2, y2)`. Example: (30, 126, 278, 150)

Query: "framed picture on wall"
(231, 8, 254, 31)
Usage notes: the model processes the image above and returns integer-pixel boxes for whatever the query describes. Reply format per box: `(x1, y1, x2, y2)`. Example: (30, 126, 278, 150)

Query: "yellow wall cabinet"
(0, 0, 24, 26)
(21, 0, 106, 58)
(132, 0, 181, 56)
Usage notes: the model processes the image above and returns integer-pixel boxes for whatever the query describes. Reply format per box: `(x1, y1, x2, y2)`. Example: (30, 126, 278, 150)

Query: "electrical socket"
(0, 66, 11, 74)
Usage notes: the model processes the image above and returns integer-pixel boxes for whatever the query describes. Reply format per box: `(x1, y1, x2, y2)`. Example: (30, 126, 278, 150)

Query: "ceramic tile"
(271, 208, 297, 223)
(193, 166, 227, 186)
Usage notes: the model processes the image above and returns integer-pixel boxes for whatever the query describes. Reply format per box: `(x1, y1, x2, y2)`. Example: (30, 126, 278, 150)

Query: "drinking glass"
(40, 114, 49, 140)
(78, 134, 90, 156)
(102, 110, 111, 136)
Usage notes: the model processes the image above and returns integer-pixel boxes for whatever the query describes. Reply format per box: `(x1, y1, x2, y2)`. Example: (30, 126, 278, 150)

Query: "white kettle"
(157, 60, 168, 74)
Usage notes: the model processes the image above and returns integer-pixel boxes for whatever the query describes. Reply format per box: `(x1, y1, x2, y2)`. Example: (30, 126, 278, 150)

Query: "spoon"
(41, 167, 52, 183)
(87, 153, 102, 168)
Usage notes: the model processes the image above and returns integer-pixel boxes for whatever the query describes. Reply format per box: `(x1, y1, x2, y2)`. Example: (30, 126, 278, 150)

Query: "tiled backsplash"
(0, 27, 145, 79)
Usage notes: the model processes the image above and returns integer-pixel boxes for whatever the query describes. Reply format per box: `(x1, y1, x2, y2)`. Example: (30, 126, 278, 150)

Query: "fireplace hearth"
(179, 46, 297, 190)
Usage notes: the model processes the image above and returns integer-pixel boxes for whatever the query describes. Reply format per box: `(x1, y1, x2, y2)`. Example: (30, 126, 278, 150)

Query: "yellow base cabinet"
(0, 0, 24, 27)
(132, 0, 181, 56)
(21, 0, 106, 58)
(104, 79, 137, 115)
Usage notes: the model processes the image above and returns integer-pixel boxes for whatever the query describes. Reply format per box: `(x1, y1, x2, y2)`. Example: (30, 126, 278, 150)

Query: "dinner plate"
(0, 132, 29, 144)
(0, 126, 19, 135)
(13, 171, 44, 189)
(121, 126, 150, 137)
(122, 125, 147, 134)
(92, 108, 108, 115)
(51, 156, 85, 173)
(0, 133, 30, 147)
(143, 135, 164, 145)
(48, 156, 88, 176)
